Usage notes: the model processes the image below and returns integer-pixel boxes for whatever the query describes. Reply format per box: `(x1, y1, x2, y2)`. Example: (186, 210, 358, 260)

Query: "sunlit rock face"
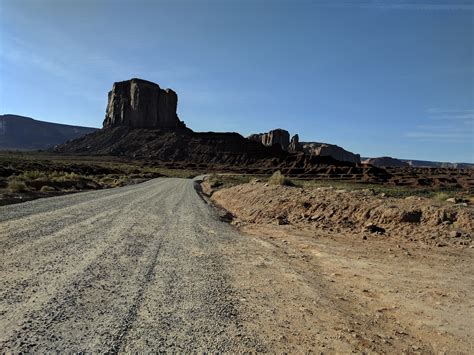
(363, 156, 409, 167)
(103, 78, 185, 129)
(301, 142, 361, 164)
(248, 129, 290, 150)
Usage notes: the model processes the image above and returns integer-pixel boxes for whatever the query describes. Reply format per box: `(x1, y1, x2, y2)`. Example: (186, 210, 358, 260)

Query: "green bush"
(8, 179, 27, 192)
(268, 171, 294, 186)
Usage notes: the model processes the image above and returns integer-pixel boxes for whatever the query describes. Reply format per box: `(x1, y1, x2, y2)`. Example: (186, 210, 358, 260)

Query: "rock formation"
(248, 129, 360, 163)
(301, 142, 361, 164)
(248, 129, 290, 150)
(103, 78, 185, 129)
(289, 134, 301, 152)
(363, 157, 410, 167)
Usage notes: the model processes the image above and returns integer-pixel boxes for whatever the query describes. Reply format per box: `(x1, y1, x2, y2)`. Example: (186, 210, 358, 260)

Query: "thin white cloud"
(427, 108, 474, 114)
(405, 132, 472, 139)
(405, 108, 474, 143)
(2, 40, 77, 82)
(415, 124, 472, 131)
(324, 1, 474, 11)
(427, 108, 474, 121)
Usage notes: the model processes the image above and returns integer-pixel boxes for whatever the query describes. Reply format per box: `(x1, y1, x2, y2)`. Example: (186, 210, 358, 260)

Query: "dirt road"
(1, 178, 472, 352)
(0, 178, 262, 352)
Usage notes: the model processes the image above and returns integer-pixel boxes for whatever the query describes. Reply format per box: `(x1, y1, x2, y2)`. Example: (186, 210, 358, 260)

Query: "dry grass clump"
(268, 171, 294, 186)
(39, 185, 56, 192)
(433, 192, 450, 201)
(8, 179, 27, 193)
(49, 172, 81, 182)
(20, 170, 45, 180)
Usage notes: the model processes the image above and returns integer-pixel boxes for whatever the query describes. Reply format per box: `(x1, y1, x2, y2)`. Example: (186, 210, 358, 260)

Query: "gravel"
(0, 178, 261, 352)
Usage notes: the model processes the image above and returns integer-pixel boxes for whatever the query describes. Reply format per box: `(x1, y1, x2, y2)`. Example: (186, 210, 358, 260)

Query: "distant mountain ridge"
(362, 156, 473, 169)
(0, 114, 98, 150)
(401, 159, 474, 169)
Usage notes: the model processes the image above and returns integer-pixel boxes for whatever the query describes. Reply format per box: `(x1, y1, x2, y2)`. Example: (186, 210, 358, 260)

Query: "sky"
(0, 0, 473, 163)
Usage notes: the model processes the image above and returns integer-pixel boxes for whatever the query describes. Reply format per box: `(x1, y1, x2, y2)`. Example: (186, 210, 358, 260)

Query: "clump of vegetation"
(8, 179, 27, 193)
(40, 185, 56, 192)
(20, 170, 46, 180)
(433, 192, 450, 201)
(268, 171, 294, 186)
(208, 174, 224, 188)
(50, 171, 81, 182)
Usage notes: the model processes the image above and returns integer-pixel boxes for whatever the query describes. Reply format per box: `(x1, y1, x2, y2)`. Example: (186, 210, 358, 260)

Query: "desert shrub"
(49, 171, 66, 178)
(51, 172, 82, 182)
(268, 171, 294, 186)
(208, 174, 223, 188)
(40, 185, 56, 192)
(20, 170, 46, 180)
(100, 176, 116, 185)
(8, 179, 27, 192)
(433, 192, 449, 201)
(110, 178, 126, 187)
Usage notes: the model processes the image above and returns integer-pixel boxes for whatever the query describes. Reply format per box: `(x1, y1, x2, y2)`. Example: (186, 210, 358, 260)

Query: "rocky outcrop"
(247, 133, 263, 143)
(249, 129, 359, 163)
(301, 142, 361, 164)
(247, 129, 290, 150)
(363, 157, 409, 167)
(289, 134, 301, 152)
(103, 78, 185, 129)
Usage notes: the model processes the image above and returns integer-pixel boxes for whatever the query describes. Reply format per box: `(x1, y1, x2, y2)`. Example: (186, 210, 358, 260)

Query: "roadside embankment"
(210, 181, 473, 248)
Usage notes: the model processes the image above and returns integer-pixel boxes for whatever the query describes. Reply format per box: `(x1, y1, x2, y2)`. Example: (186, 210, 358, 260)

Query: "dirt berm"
(211, 182, 473, 248)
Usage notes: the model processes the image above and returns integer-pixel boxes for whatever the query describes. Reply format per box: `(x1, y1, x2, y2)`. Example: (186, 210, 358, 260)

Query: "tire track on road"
(0, 179, 181, 351)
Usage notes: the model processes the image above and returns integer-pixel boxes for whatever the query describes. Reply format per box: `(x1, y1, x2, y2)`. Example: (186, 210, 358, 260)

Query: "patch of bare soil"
(210, 182, 474, 352)
(212, 182, 473, 248)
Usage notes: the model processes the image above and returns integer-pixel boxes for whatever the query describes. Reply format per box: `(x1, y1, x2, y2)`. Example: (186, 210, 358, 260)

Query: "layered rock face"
(103, 78, 185, 129)
(301, 142, 361, 164)
(248, 129, 290, 150)
(289, 134, 301, 152)
(363, 157, 409, 167)
(248, 129, 359, 163)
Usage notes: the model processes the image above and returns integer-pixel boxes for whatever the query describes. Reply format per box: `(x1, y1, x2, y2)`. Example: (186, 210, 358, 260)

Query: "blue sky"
(0, 0, 473, 162)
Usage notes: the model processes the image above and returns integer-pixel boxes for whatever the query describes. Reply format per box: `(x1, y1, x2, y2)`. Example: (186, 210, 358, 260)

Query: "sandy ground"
(227, 224, 473, 353)
(211, 182, 474, 353)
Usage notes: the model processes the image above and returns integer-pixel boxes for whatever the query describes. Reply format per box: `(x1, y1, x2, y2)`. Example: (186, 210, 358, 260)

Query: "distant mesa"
(102, 78, 362, 165)
(248, 129, 292, 151)
(361, 157, 474, 169)
(103, 78, 186, 130)
(403, 159, 474, 169)
(56, 78, 364, 172)
(300, 142, 361, 164)
(363, 156, 409, 167)
(248, 129, 360, 163)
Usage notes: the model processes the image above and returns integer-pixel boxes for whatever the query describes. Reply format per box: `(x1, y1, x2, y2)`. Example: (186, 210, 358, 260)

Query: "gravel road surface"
(0, 178, 262, 352)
